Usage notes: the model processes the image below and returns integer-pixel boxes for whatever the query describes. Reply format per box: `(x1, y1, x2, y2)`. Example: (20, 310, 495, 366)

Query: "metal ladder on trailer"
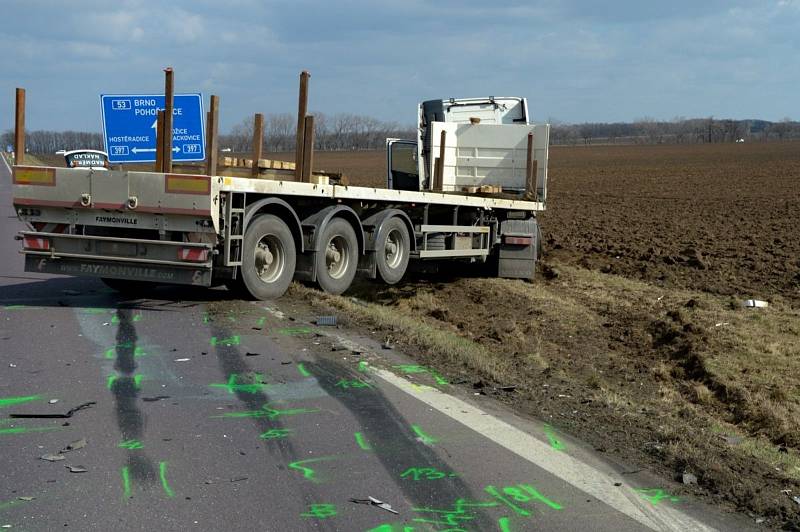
(223, 192, 245, 266)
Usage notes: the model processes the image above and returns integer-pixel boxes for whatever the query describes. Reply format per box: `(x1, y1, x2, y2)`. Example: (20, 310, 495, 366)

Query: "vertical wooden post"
(252, 112, 264, 177)
(525, 131, 537, 200)
(295, 70, 310, 180)
(301, 115, 315, 182)
(162, 67, 174, 172)
(205, 95, 219, 176)
(14, 88, 25, 165)
(433, 129, 446, 191)
(155, 110, 165, 172)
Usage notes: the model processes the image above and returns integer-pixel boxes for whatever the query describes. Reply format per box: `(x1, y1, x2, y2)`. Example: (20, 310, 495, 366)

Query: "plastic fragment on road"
(315, 316, 337, 326)
(40, 453, 65, 462)
(174, 358, 190, 362)
(10, 401, 96, 419)
(60, 438, 87, 453)
(65, 465, 87, 473)
(349, 496, 399, 514)
(48, 399, 59, 404)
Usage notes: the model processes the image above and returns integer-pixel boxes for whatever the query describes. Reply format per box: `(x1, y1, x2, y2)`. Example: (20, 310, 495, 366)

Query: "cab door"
(385, 139, 420, 190)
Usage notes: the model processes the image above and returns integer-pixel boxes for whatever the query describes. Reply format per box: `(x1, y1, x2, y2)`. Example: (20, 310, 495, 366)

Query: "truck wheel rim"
(384, 229, 404, 269)
(325, 236, 350, 279)
(254, 234, 283, 283)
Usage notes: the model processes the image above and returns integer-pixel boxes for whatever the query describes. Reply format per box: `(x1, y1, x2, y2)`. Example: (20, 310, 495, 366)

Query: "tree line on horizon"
(3, 114, 799, 154)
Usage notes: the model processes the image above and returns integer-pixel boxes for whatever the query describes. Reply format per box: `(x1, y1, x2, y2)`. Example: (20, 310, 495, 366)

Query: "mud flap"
(497, 218, 539, 280)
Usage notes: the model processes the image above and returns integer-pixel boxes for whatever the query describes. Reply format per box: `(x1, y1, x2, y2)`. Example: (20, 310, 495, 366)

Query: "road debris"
(48, 399, 59, 404)
(174, 358, 191, 362)
(65, 465, 87, 473)
(11, 401, 96, 419)
(682, 472, 698, 485)
(349, 496, 399, 514)
(743, 299, 768, 308)
(230, 476, 248, 482)
(315, 316, 337, 326)
(245, 352, 262, 357)
(40, 453, 65, 462)
(60, 438, 87, 453)
(142, 396, 170, 402)
(17, 497, 35, 502)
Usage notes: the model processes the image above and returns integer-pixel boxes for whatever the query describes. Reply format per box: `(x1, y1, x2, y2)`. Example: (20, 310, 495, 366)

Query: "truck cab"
(387, 97, 548, 201)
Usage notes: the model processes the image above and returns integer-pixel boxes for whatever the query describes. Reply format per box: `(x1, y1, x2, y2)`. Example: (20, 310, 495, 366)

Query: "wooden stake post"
(252, 113, 264, 177)
(205, 95, 219, 176)
(155, 110, 165, 172)
(301, 115, 315, 182)
(162, 67, 174, 172)
(295, 71, 310, 180)
(14, 88, 25, 165)
(525, 132, 537, 200)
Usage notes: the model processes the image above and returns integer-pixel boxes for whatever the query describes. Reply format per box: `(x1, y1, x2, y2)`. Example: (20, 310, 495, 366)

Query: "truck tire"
(315, 218, 358, 295)
(240, 214, 296, 300)
(376, 216, 410, 284)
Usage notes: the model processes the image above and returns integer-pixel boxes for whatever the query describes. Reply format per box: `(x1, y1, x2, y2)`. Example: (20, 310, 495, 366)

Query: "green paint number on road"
(119, 439, 144, 450)
(411, 425, 438, 445)
(400, 467, 455, 481)
(300, 504, 337, 519)
(260, 428, 292, 440)
(354, 432, 372, 451)
(210, 335, 240, 347)
(288, 457, 335, 483)
(635, 488, 679, 505)
(159, 461, 175, 497)
(335, 378, 372, 389)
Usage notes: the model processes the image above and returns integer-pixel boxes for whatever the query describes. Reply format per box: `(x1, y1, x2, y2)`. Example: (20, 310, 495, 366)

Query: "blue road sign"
(100, 94, 205, 163)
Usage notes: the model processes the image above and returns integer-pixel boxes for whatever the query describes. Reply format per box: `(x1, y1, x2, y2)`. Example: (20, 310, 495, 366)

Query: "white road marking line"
(1, 153, 11, 176)
(374, 368, 716, 532)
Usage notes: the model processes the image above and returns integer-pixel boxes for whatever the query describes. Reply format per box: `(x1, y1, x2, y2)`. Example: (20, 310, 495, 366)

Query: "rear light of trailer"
(503, 235, 533, 246)
(165, 174, 210, 195)
(177, 247, 209, 262)
(23, 236, 50, 250)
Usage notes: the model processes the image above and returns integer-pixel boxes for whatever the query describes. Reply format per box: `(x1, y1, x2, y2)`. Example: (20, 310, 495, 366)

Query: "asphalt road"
(0, 156, 753, 531)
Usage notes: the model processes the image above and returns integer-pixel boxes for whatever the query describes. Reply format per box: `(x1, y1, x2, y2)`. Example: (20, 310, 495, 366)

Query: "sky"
(1, 0, 798, 133)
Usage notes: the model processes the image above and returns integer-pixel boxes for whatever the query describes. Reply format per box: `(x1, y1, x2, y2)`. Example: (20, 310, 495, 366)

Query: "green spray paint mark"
(121, 466, 132, 498)
(202, 313, 210, 324)
(300, 503, 337, 519)
(484, 484, 562, 516)
(0, 395, 42, 408)
(210, 335, 240, 347)
(277, 326, 313, 335)
(400, 467, 456, 481)
(413, 498, 499, 528)
(354, 432, 372, 451)
(431, 372, 449, 385)
(635, 488, 679, 505)
(335, 378, 372, 389)
(288, 457, 335, 483)
(411, 425, 438, 445)
(214, 404, 319, 420)
(543, 424, 565, 451)
(210, 373, 269, 394)
(498, 516, 512, 532)
(260, 428, 292, 440)
(366, 526, 416, 532)
(83, 307, 109, 315)
(159, 461, 175, 497)
(297, 363, 311, 377)
(111, 314, 142, 324)
(105, 344, 147, 359)
(0, 426, 60, 436)
(4, 304, 31, 310)
(394, 364, 428, 374)
(357, 361, 369, 373)
(119, 439, 144, 450)
(256, 317, 266, 328)
(108, 375, 143, 391)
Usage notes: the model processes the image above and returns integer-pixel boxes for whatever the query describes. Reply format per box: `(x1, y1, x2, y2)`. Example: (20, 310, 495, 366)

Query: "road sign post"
(100, 94, 205, 164)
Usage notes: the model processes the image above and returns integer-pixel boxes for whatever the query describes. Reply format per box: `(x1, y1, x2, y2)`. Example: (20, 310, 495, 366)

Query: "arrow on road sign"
(131, 147, 180, 154)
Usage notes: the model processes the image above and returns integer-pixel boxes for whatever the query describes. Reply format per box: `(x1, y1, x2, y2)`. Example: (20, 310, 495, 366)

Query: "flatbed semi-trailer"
(12, 96, 549, 299)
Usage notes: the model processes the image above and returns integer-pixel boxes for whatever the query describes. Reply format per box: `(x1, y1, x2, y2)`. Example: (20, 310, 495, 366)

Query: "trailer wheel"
(376, 217, 410, 284)
(315, 218, 358, 295)
(240, 214, 296, 300)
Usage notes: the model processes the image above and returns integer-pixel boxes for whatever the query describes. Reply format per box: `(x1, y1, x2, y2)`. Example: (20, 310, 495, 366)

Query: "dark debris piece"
(349, 496, 399, 514)
(10, 401, 96, 419)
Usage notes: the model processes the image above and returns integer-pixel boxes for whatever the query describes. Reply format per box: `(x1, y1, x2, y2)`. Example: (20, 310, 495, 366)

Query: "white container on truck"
(13, 97, 549, 299)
